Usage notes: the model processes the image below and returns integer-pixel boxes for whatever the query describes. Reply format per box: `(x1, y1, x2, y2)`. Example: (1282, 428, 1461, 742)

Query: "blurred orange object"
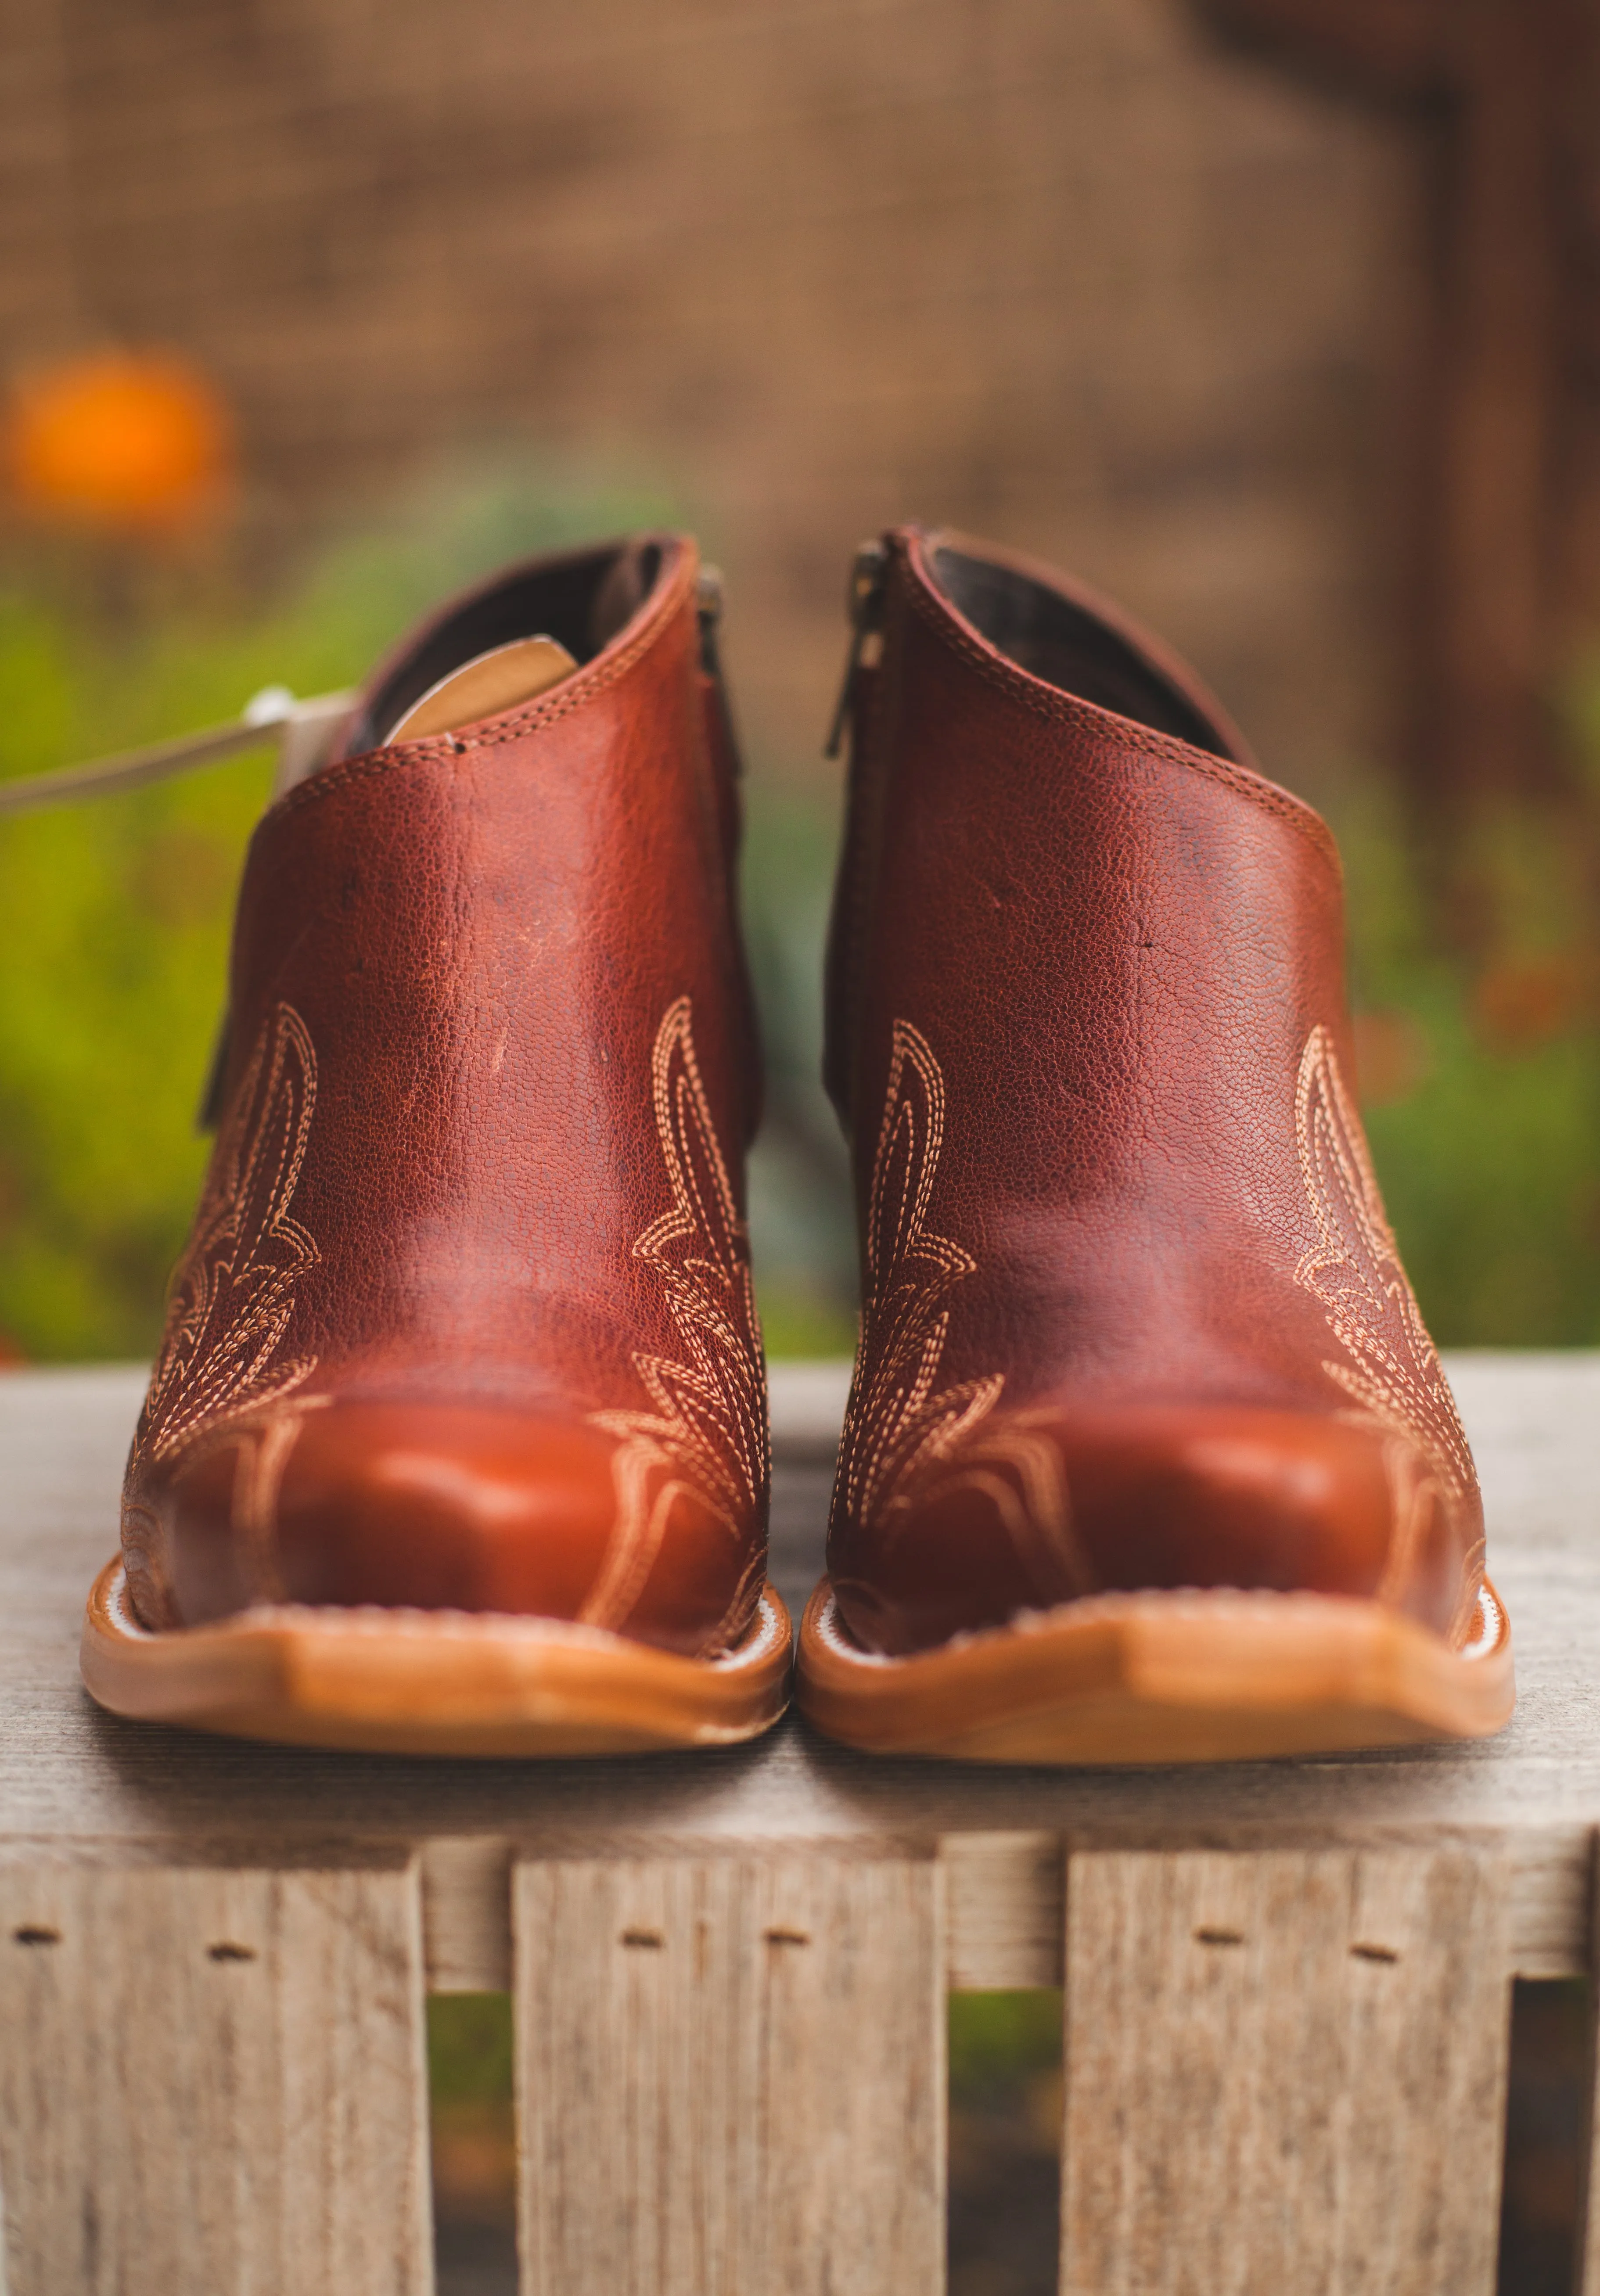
(4, 349, 234, 529)
(1473, 953, 1590, 1055)
(1351, 1008, 1432, 1107)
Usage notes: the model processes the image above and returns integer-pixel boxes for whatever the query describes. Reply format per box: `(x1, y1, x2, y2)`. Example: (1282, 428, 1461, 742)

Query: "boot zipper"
(696, 564, 726, 679)
(824, 539, 889, 759)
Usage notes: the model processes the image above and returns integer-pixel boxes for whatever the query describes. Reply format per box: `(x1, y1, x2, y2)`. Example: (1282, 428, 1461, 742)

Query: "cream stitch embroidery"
(583, 997, 769, 1634)
(1294, 1024, 1476, 1499)
(832, 1020, 1010, 1543)
(133, 1001, 321, 1469)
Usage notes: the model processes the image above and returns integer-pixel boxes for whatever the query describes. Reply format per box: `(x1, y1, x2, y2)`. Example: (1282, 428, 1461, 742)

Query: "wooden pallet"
(1, 1355, 1596, 2294)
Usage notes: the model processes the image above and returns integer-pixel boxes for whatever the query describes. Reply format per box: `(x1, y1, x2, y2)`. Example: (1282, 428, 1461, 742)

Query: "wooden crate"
(1, 1355, 1596, 2293)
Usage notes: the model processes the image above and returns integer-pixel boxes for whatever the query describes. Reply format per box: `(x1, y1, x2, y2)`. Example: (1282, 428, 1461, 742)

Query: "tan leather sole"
(81, 1560, 792, 1756)
(796, 1579, 1514, 1764)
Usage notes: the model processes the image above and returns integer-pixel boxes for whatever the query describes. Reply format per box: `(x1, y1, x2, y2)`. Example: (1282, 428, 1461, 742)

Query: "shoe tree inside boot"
(379, 535, 659, 746)
(383, 634, 579, 744)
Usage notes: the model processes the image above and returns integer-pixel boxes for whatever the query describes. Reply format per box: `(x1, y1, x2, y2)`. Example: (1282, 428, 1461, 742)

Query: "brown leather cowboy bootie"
(798, 525, 1513, 1763)
(81, 536, 790, 1753)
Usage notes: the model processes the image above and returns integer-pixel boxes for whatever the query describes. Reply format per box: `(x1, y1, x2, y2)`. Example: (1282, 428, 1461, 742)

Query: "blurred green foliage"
(0, 600, 271, 1356)
(0, 471, 1596, 1360)
(426, 1991, 518, 2238)
(948, 1988, 1063, 2107)
(0, 463, 682, 1359)
(428, 1990, 514, 2108)
(1330, 774, 1600, 1346)
(741, 780, 859, 1360)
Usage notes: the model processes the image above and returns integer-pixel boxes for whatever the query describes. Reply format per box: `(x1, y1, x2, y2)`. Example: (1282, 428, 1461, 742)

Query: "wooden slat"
(417, 1816, 1589, 1996)
(422, 1835, 513, 1992)
(0, 1858, 431, 2296)
(515, 1853, 946, 2296)
(1060, 1845, 1511, 2296)
(942, 1831, 1064, 1990)
(1574, 1828, 1600, 2296)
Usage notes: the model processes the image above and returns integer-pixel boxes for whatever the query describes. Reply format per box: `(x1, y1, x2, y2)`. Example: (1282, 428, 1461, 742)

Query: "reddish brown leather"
(823, 525, 1485, 1657)
(121, 536, 771, 1658)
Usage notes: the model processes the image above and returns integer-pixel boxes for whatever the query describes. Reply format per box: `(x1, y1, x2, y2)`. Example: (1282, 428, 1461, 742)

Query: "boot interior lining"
(928, 543, 1231, 758)
(349, 539, 664, 756)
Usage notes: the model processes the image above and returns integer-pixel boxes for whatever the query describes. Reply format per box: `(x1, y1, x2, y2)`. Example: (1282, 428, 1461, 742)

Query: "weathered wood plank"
(1574, 1829, 1600, 2296)
(0, 1858, 431, 2296)
(421, 1835, 513, 1993)
(942, 1831, 1064, 1990)
(1061, 1845, 1511, 2296)
(515, 1853, 946, 2296)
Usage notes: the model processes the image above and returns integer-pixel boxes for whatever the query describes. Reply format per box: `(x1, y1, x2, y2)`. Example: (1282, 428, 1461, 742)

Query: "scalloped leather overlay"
(585, 997, 770, 1638)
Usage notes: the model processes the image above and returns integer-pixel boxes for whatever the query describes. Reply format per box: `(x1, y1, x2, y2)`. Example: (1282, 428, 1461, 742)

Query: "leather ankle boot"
(798, 525, 1513, 1763)
(81, 535, 790, 1753)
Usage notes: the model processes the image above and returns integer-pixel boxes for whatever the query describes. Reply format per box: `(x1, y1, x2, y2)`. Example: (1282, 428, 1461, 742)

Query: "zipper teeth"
(823, 540, 890, 759)
(823, 539, 894, 1130)
(696, 564, 725, 675)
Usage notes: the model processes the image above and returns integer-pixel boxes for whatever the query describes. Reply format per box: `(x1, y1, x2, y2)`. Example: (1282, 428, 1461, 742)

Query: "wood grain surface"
(1577, 1832, 1600, 2296)
(0, 1356, 1596, 1985)
(515, 1853, 944, 2296)
(1061, 1844, 1510, 2295)
(0, 1854, 431, 2294)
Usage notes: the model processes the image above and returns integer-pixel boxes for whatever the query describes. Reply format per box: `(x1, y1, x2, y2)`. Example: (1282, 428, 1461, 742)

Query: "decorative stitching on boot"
(133, 1001, 321, 1469)
(1294, 1023, 1476, 1503)
(585, 997, 769, 1642)
(833, 1020, 1005, 1538)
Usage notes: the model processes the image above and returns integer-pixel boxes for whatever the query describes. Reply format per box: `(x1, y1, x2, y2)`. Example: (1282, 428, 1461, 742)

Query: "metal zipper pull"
(824, 539, 889, 759)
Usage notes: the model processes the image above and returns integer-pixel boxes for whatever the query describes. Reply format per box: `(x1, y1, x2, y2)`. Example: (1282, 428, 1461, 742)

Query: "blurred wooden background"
(0, 0, 1490, 790)
(2, 0, 1597, 1365)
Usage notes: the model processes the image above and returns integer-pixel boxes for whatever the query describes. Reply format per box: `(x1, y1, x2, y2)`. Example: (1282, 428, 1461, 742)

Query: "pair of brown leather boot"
(80, 527, 1514, 1764)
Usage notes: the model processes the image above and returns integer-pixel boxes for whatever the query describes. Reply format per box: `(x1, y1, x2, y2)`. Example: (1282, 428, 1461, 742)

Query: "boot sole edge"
(794, 1577, 1514, 1764)
(80, 1559, 792, 1756)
